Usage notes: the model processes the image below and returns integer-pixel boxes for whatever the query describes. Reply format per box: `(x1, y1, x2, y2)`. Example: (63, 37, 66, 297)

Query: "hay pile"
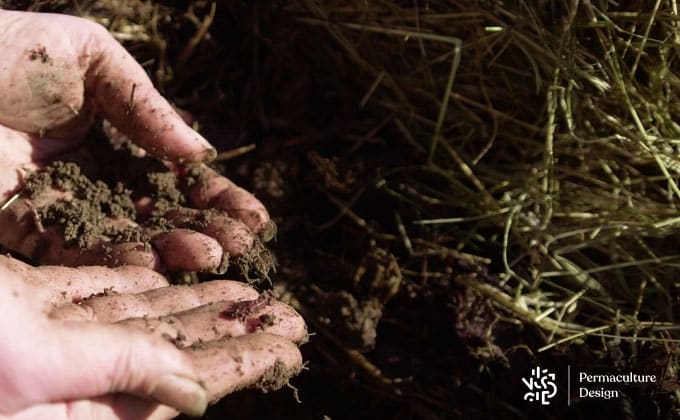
(4, 0, 680, 417)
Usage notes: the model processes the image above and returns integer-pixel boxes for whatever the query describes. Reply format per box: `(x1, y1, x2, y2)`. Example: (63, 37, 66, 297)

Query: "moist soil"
(22, 135, 273, 281)
(24, 137, 184, 248)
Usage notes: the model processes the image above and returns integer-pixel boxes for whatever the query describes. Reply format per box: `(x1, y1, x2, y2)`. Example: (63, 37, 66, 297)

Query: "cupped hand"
(0, 10, 272, 272)
(0, 255, 307, 419)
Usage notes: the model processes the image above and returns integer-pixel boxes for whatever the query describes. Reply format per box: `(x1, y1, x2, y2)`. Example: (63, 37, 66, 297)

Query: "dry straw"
(278, 1, 680, 352)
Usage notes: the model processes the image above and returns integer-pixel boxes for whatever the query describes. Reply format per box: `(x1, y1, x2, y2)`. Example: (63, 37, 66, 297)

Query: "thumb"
(5, 321, 207, 417)
(82, 19, 215, 162)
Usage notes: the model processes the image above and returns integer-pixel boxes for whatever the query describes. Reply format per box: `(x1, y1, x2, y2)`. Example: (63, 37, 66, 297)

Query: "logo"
(522, 367, 557, 405)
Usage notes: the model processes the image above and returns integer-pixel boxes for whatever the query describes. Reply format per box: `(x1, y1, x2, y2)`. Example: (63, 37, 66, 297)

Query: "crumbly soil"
(24, 135, 182, 242)
(25, 160, 139, 248)
(251, 360, 301, 394)
(23, 135, 273, 280)
(220, 290, 276, 322)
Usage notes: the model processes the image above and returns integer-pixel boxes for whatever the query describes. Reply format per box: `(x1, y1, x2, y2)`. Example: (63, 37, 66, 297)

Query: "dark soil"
(23, 140, 179, 240)
(252, 360, 300, 394)
(21, 136, 274, 280)
(25, 160, 139, 248)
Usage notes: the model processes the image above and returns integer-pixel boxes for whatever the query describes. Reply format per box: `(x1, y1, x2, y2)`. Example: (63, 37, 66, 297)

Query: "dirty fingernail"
(202, 147, 217, 162)
(189, 146, 216, 163)
(259, 220, 278, 242)
(151, 373, 208, 417)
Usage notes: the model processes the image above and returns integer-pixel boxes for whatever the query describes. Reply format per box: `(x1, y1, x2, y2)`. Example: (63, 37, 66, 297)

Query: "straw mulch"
(5, 0, 680, 417)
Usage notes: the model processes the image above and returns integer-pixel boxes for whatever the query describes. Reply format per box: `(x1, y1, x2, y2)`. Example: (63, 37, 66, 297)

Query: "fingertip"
(98, 242, 161, 270)
(151, 229, 223, 272)
(187, 333, 303, 402)
(183, 166, 271, 234)
(159, 124, 216, 163)
(210, 193, 270, 234)
(165, 209, 256, 257)
(258, 302, 309, 345)
(184, 145, 217, 164)
(259, 219, 278, 242)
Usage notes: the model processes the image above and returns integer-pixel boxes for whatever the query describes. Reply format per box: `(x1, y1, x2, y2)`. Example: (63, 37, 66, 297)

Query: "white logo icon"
(522, 367, 557, 405)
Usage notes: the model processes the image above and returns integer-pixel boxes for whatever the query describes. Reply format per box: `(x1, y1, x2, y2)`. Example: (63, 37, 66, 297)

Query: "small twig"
(177, 2, 217, 64)
(0, 192, 21, 212)
(394, 212, 413, 255)
(214, 144, 256, 162)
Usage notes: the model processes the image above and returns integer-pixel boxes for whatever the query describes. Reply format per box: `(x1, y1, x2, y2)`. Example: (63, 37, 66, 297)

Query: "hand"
(0, 255, 307, 419)
(0, 10, 272, 271)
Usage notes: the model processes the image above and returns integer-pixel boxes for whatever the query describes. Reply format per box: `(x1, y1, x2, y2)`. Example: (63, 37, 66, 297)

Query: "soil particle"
(454, 284, 508, 365)
(183, 163, 207, 188)
(246, 313, 275, 333)
(22, 140, 189, 250)
(234, 238, 275, 283)
(28, 45, 51, 63)
(70, 286, 116, 304)
(319, 291, 383, 350)
(251, 360, 300, 393)
(258, 219, 278, 242)
(25, 162, 137, 248)
(110, 226, 149, 244)
(146, 171, 185, 215)
(189, 339, 208, 350)
(220, 291, 276, 322)
(258, 313, 277, 326)
(213, 250, 230, 275)
(168, 271, 199, 285)
(182, 209, 215, 231)
(165, 331, 187, 348)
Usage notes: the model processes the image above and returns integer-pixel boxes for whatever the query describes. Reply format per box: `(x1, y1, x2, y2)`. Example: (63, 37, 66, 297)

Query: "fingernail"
(259, 220, 278, 242)
(188, 146, 217, 163)
(203, 147, 217, 162)
(151, 374, 208, 417)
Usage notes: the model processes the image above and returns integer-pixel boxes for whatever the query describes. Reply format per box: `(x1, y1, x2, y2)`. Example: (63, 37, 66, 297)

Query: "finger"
(0, 126, 41, 204)
(165, 208, 256, 257)
(2, 334, 304, 420)
(30, 265, 169, 307)
(1, 396, 177, 420)
(0, 196, 161, 269)
(1, 255, 169, 307)
(0, 128, 85, 201)
(150, 229, 223, 273)
(0, 194, 50, 258)
(8, 321, 207, 417)
(0, 189, 225, 272)
(160, 210, 275, 279)
(119, 299, 309, 346)
(36, 228, 160, 269)
(182, 165, 274, 238)
(188, 333, 303, 402)
(50, 280, 259, 322)
(85, 20, 215, 162)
